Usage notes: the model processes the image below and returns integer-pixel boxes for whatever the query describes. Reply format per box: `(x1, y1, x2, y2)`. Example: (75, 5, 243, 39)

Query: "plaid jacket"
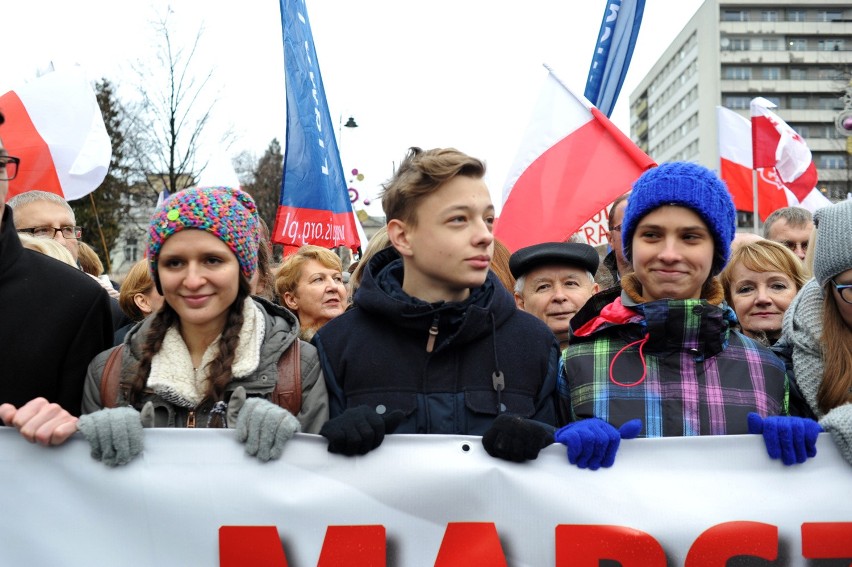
(559, 295, 789, 436)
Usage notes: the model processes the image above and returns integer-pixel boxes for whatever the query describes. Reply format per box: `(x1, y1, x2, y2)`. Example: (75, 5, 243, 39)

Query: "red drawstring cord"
(609, 335, 650, 387)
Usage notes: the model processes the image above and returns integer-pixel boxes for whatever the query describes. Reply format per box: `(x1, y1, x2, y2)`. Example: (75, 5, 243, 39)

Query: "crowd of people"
(1, 106, 850, 471)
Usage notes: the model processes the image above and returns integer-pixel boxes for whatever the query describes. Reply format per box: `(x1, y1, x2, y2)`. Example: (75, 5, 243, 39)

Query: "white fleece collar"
(147, 298, 265, 407)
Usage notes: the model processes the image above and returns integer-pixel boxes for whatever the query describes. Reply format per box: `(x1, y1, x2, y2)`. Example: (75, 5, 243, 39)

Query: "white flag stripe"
(501, 68, 593, 204)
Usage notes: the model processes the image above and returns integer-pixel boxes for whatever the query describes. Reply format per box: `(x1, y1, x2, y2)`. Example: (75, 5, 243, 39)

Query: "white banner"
(0, 428, 850, 566)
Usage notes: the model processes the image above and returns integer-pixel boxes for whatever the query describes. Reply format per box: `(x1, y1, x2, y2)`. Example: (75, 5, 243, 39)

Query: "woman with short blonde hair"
(275, 245, 348, 339)
(720, 239, 807, 346)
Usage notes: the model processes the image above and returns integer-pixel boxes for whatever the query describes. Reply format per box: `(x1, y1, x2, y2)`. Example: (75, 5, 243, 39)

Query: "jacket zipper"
(426, 314, 439, 353)
(187, 410, 196, 428)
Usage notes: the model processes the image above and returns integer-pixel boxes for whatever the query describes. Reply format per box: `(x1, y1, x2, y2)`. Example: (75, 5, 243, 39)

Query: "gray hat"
(509, 242, 600, 279)
(813, 199, 852, 287)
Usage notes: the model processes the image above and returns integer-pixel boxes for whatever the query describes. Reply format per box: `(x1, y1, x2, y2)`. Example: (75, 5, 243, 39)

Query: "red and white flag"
(0, 68, 111, 201)
(495, 68, 655, 252)
(717, 106, 788, 218)
(750, 97, 830, 212)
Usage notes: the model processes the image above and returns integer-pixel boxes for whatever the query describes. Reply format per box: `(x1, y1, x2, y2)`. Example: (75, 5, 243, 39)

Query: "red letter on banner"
(685, 521, 777, 566)
(555, 525, 665, 567)
(802, 522, 852, 559)
(317, 525, 386, 566)
(434, 522, 507, 566)
(219, 526, 287, 567)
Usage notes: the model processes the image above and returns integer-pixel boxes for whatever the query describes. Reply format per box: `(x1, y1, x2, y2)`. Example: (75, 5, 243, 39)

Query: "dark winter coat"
(0, 206, 113, 415)
(313, 248, 559, 434)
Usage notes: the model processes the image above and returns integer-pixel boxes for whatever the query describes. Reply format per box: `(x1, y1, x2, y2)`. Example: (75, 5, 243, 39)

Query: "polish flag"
(0, 68, 111, 201)
(495, 68, 655, 252)
(750, 97, 829, 211)
(717, 106, 788, 218)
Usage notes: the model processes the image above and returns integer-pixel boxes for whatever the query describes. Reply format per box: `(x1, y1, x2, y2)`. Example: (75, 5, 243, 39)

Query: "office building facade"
(630, 0, 852, 216)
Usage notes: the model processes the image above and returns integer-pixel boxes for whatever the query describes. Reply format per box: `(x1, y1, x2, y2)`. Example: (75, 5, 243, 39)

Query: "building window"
(790, 96, 809, 109)
(788, 39, 808, 51)
(724, 67, 752, 80)
(124, 238, 139, 263)
(730, 38, 751, 51)
(818, 68, 845, 80)
(822, 125, 840, 139)
(819, 97, 843, 110)
(817, 10, 843, 22)
(725, 96, 750, 109)
(761, 39, 781, 51)
(818, 39, 845, 51)
(787, 10, 806, 22)
(761, 11, 778, 22)
(790, 68, 808, 80)
(762, 67, 781, 80)
(819, 155, 847, 169)
(723, 10, 749, 22)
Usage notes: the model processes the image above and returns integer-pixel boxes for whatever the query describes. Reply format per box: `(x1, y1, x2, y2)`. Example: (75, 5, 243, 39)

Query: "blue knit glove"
(747, 413, 822, 465)
(77, 407, 145, 468)
(554, 418, 642, 470)
(235, 398, 301, 462)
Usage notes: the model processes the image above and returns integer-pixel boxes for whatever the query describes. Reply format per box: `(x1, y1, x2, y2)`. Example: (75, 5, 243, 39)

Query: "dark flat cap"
(509, 242, 600, 279)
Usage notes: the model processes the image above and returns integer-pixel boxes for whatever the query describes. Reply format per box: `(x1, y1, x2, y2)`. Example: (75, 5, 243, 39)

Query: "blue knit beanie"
(621, 162, 736, 276)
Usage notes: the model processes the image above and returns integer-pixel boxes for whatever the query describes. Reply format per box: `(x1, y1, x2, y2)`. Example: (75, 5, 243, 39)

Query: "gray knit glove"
(235, 397, 301, 462)
(820, 404, 852, 466)
(77, 406, 145, 467)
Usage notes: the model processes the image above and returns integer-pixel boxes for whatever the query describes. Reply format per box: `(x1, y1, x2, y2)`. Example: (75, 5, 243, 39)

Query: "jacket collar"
(354, 246, 517, 347)
(571, 276, 733, 358)
(0, 206, 24, 273)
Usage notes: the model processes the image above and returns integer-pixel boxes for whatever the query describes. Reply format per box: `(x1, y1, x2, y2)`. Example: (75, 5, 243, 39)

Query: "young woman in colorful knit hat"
(776, 198, 852, 465)
(1, 187, 328, 466)
(554, 162, 817, 470)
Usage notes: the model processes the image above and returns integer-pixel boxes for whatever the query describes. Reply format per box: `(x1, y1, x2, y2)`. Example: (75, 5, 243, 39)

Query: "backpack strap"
(100, 344, 126, 408)
(273, 339, 302, 415)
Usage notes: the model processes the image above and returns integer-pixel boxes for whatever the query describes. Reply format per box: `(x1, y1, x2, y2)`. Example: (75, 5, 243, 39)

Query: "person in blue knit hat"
(550, 162, 818, 470)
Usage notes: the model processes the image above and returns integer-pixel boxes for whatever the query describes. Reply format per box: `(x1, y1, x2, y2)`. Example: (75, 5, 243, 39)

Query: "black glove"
(482, 414, 555, 463)
(320, 405, 405, 456)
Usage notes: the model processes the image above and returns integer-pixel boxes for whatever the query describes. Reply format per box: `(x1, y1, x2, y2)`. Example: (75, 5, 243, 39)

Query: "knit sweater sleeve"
(782, 279, 825, 418)
(820, 404, 852, 467)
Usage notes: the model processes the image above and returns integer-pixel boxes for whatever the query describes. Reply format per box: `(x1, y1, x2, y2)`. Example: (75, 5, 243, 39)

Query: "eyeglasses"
(831, 279, 852, 305)
(0, 155, 20, 181)
(18, 225, 83, 240)
(610, 224, 622, 232)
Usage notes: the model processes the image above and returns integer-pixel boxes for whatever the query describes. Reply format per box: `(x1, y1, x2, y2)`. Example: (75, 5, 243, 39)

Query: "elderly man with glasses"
(0, 109, 113, 443)
(7, 189, 130, 332)
(7, 190, 83, 261)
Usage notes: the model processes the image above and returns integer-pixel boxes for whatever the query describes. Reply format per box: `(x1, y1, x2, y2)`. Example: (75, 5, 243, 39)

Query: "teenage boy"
(313, 147, 559, 461)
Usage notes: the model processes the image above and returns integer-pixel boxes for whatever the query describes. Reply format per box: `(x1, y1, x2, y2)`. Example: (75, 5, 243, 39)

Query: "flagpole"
(752, 170, 759, 234)
(88, 193, 112, 274)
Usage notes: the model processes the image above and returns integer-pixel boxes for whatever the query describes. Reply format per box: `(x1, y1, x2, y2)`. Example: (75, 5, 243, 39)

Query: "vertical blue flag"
(274, 0, 360, 252)
(584, 0, 646, 118)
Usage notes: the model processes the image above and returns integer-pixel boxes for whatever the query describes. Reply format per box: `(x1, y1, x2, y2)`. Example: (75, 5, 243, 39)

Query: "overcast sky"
(1, 0, 704, 215)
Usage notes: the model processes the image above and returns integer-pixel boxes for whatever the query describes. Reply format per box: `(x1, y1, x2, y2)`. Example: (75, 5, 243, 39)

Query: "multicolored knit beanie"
(147, 186, 260, 292)
(621, 162, 736, 276)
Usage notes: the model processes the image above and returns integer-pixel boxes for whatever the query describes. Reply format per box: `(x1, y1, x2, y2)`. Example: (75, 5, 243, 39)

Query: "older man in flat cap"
(510, 242, 600, 349)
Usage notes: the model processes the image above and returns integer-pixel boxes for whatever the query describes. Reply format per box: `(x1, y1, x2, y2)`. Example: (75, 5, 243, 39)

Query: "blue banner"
(584, 0, 646, 117)
(275, 0, 359, 251)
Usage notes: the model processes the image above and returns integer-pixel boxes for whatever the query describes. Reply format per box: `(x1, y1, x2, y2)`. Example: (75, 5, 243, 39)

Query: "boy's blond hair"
(381, 147, 486, 227)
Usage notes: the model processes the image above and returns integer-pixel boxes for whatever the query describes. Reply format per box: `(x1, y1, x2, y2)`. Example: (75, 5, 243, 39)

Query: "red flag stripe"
(0, 91, 64, 198)
(496, 73, 654, 252)
(750, 115, 781, 170)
